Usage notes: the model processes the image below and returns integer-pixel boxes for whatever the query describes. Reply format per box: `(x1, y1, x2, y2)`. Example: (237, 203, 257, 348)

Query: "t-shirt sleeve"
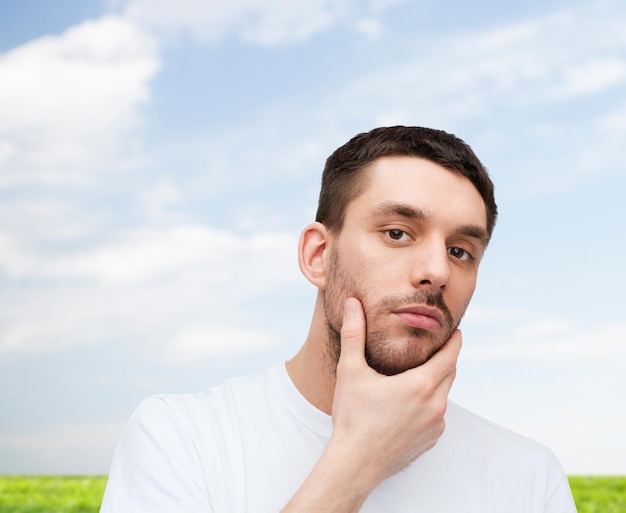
(100, 396, 212, 513)
(541, 456, 578, 513)
(544, 475, 577, 513)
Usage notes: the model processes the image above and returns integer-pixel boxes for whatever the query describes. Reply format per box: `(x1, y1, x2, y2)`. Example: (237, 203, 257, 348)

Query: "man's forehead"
(362, 155, 482, 200)
(348, 156, 488, 230)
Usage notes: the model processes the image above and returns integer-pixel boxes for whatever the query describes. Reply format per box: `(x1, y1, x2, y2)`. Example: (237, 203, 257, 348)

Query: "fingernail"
(344, 298, 356, 318)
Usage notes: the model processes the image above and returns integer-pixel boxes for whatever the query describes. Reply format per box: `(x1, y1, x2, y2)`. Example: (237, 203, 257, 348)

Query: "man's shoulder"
(443, 401, 560, 465)
(130, 364, 280, 428)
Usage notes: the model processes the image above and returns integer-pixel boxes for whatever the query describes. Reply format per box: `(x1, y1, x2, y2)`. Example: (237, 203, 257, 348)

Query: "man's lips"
(393, 305, 444, 331)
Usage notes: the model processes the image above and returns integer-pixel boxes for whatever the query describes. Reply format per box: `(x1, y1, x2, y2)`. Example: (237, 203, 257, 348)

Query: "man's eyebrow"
(370, 202, 429, 221)
(370, 201, 491, 247)
(457, 225, 491, 248)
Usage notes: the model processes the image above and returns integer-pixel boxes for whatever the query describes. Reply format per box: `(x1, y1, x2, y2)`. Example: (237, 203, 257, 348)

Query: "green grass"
(0, 475, 624, 512)
(568, 476, 626, 513)
(0, 476, 106, 513)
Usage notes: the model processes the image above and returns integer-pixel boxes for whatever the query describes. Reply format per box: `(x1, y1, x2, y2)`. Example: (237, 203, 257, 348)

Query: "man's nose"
(409, 238, 450, 290)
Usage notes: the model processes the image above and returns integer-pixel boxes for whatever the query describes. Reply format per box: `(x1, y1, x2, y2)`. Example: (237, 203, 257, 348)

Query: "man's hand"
(281, 298, 461, 512)
(331, 297, 461, 484)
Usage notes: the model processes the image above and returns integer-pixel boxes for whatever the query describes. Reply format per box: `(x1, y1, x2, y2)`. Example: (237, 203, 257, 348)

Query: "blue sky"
(0, 0, 624, 475)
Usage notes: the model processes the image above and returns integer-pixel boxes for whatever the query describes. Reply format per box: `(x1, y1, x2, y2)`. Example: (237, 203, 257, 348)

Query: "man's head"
(300, 126, 497, 376)
(315, 126, 497, 237)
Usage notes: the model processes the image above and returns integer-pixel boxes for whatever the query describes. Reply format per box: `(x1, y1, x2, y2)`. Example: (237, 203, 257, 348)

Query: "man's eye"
(385, 229, 410, 241)
(448, 247, 471, 261)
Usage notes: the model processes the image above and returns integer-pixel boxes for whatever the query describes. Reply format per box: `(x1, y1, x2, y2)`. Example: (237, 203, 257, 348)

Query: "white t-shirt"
(100, 363, 577, 512)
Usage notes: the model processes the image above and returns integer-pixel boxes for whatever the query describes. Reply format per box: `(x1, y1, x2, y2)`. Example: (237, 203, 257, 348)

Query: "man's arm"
(281, 297, 461, 512)
(100, 397, 212, 513)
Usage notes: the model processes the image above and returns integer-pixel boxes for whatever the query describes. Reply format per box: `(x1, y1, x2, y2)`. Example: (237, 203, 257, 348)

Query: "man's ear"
(298, 222, 331, 289)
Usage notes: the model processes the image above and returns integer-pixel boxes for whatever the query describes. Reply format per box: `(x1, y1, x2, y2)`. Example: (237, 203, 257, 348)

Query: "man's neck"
(285, 295, 337, 415)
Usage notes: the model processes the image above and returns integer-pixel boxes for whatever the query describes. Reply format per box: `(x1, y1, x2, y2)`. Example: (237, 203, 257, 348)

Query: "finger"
(437, 363, 458, 396)
(338, 298, 366, 363)
(421, 333, 461, 407)
(433, 328, 463, 367)
(409, 329, 462, 383)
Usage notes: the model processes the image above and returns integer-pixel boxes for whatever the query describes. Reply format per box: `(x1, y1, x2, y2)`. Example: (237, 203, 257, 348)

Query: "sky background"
(0, 0, 624, 475)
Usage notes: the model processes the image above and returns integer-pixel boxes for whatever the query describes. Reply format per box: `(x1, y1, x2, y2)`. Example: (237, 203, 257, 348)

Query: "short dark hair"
(315, 126, 498, 236)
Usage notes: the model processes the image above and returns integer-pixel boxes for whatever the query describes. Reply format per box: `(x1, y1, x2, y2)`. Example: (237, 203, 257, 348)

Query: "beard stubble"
(324, 249, 458, 376)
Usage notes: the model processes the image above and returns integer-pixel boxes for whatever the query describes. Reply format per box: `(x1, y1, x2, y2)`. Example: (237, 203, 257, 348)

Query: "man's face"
(323, 156, 489, 375)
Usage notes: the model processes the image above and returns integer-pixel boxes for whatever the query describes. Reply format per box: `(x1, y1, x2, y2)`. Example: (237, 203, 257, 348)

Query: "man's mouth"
(393, 305, 444, 331)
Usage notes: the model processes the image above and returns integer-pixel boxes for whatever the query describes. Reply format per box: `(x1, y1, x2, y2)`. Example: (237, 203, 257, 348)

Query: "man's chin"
(364, 335, 446, 375)
(364, 350, 428, 376)
(365, 358, 425, 376)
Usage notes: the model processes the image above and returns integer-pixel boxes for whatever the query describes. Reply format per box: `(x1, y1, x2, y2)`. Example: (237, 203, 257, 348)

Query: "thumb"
(339, 298, 366, 363)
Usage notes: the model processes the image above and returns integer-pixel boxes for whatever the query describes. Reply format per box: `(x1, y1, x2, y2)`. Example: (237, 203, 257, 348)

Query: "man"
(100, 126, 576, 512)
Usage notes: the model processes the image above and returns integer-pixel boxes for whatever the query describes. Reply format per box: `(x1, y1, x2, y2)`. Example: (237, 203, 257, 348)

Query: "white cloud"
(0, 224, 301, 361)
(100, 0, 626, 211)
(271, 0, 625, 196)
(239, 1, 349, 45)
(121, 0, 344, 44)
(0, 284, 134, 360)
(596, 101, 626, 130)
(139, 180, 184, 220)
(0, 422, 123, 451)
(326, 3, 626, 128)
(548, 55, 626, 100)
(0, 15, 159, 187)
(0, 422, 125, 473)
(0, 140, 16, 164)
(464, 305, 527, 322)
(354, 18, 382, 40)
(120, 0, 403, 45)
(0, 225, 297, 285)
(163, 325, 279, 363)
(0, 198, 103, 249)
(464, 321, 626, 361)
(513, 319, 571, 338)
(0, 232, 36, 278)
